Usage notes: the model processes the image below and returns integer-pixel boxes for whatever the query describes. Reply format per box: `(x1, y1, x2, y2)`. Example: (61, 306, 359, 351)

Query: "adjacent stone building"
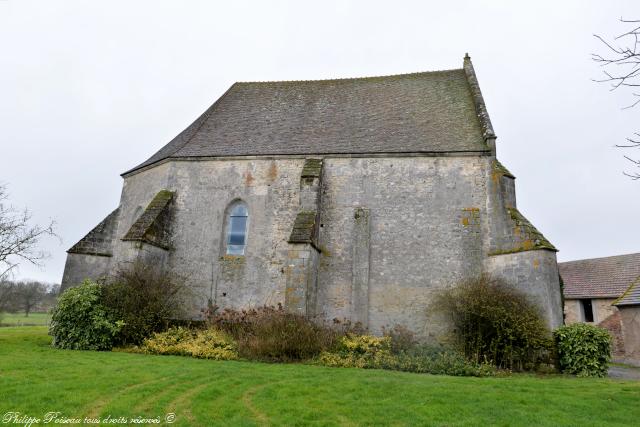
(62, 55, 563, 340)
(559, 252, 640, 364)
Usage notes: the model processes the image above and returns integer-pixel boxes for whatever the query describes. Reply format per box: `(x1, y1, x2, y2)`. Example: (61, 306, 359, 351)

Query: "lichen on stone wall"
(461, 207, 480, 227)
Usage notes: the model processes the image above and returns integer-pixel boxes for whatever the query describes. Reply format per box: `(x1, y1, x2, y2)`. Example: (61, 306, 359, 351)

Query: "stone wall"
(316, 156, 488, 339)
(564, 298, 618, 325)
(116, 159, 303, 315)
(484, 250, 564, 329)
(62, 154, 562, 340)
(619, 306, 640, 365)
(61, 253, 112, 290)
(598, 310, 626, 358)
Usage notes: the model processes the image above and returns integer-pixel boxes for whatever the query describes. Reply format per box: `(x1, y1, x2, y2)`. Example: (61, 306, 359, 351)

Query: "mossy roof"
(124, 62, 490, 175)
(615, 276, 640, 306)
(288, 211, 317, 244)
(122, 190, 173, 248)
(507, 208, 557, 252)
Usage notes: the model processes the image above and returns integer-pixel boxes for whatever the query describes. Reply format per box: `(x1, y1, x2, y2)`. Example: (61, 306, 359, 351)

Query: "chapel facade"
(61, 55, 564, 339)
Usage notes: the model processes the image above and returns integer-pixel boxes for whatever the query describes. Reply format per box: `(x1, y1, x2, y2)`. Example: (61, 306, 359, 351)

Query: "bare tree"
(0, 279, 15, 312)
(13, 280, 47, 317)
(0, 185, 56, 279)
(593, 18, 640, 179)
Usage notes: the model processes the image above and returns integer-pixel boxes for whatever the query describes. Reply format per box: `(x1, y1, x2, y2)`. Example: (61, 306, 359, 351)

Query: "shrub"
(383, 324, 418, 354)
(318, 334, 393, 368)
(554, 323, 611, 377)
(140, 327, 238, 360)
(49, 280, 122, 350)
(318, 335, 495, 377)
(436, 275, 553, 370)
(101, 263, 190, 345)
(209, 305, 339, 362)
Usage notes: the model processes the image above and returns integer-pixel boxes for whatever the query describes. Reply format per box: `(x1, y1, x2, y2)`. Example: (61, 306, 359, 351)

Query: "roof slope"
(125, 64, 490, 175)
(559, 253, 640, 299)
(615, 277, 640, 306)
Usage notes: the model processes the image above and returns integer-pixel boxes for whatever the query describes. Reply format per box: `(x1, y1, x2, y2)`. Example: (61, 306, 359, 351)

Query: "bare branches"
(0, 185, 57, 280)
(592, 19, 640, 99)
(593, 18, 640, 179)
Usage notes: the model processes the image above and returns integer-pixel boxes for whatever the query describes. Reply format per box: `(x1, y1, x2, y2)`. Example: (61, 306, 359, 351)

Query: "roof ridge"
(234, 68, 463, 85)
(559, 252, 640, 265)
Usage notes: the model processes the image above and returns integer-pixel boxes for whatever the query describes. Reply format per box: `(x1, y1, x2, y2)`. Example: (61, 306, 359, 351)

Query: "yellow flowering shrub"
(141, 327, 238, 360)
(318, 333, 496, 376)
(341, 334, 392, 355)
(318, 334, 393, 368)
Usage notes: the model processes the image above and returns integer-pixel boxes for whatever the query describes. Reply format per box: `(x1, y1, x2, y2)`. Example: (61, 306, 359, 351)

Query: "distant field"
(0, 312, 50, 326)
(1, 327, 639, 426)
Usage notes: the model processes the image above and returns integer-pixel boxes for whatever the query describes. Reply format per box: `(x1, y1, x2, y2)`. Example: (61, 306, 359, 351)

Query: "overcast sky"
(1, 1, 638, 283)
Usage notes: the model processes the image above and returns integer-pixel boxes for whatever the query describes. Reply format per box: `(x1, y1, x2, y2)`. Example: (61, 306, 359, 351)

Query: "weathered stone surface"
(288, 212, 317, 244)
(351, 207, 371, 327)
(61, 253, 111, 291)
(122, 190, 174, 249)
(485, 250, 563, 329)
(62, 154, 563, 339)
(618, 306, 640, 365)
(67, 208, 119, 257)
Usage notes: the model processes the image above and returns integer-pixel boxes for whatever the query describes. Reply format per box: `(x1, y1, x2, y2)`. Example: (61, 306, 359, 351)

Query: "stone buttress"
(286, 159, 323, 317)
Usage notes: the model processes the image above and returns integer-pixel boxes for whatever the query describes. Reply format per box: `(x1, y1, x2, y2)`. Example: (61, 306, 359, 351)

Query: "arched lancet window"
(226, 202, 248, 255)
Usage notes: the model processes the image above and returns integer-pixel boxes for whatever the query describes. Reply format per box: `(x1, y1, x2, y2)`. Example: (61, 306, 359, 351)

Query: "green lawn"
(1, 327, 639, 426)
(0, 311, 50, 326)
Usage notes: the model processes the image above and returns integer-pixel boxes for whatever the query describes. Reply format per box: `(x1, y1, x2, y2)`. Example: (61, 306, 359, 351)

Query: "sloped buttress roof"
(559, 252, 640, 299)
(124, 57, 491, 176)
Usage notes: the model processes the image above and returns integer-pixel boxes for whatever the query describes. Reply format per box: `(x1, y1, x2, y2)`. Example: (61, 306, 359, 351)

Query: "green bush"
(209, 305, 338, 362)
(49, 281, 122, 350)
(554, 323, 611, 377)
(101, 263, 190, 345)
(318, 335, 495, 377)
(436, 275, 553, 371)
(140, 327, 238, 360)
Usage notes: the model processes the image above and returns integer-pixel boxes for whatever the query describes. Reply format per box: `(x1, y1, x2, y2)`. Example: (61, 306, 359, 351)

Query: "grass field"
(1, 327, 639, 426)
(0, 311, 50, 326)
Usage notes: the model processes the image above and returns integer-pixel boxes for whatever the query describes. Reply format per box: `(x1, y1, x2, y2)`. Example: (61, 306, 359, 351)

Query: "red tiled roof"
(559, 253, 640, 299)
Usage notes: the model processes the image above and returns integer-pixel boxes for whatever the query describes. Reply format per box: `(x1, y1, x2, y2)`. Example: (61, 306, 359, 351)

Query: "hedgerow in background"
(49, 280, 122, 350)
(436, 275, 553, 371)
(140, 327, 238, 360)
(554, 323, 611, 377)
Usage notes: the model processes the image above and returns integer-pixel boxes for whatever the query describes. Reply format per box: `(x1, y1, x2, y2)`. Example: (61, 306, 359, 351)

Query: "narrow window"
(226, 202, 248, 255)
(580, 299, 594, 323)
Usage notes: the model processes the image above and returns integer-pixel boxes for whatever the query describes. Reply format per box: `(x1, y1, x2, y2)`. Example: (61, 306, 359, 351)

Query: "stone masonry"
(62, 55, 564, 340)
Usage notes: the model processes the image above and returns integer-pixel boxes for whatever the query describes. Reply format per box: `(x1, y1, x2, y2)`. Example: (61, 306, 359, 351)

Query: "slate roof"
(615, 277, 640, 306)
(124, 59, 491, 176)
(559, 253, 640, 299)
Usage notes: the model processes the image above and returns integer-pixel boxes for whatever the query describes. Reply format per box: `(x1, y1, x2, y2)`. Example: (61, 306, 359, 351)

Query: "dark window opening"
(581, 299, 594, 323)
(226, 203, 248, 255)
